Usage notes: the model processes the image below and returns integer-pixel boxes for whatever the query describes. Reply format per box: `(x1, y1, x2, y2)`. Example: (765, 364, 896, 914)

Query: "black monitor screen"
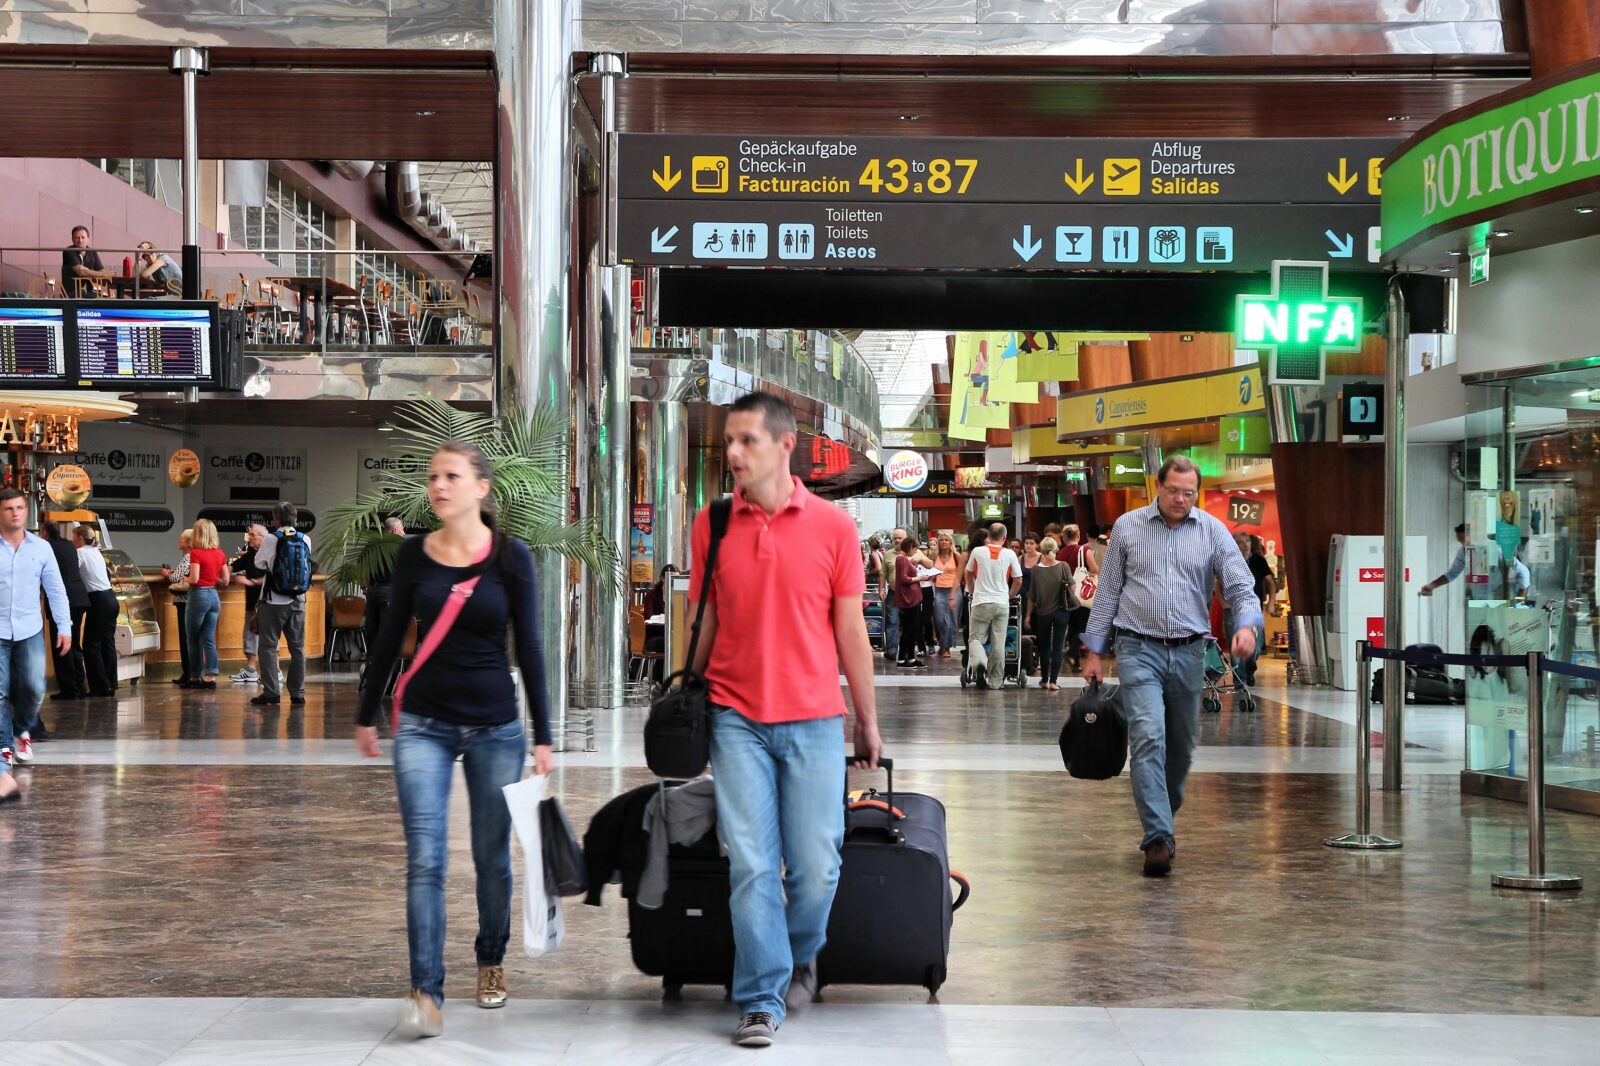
(75, 304, 215, 384)
(0, 305, 69, 382)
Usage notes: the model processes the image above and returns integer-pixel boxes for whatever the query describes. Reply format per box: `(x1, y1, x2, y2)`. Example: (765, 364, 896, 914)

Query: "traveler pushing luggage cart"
(961, 522, 1026, 689)
(960, 594, 1029, 689)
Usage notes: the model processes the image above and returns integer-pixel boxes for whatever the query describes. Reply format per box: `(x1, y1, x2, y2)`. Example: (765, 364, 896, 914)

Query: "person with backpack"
(251, 502, 313, 707)
(353, 441, 554, 1039)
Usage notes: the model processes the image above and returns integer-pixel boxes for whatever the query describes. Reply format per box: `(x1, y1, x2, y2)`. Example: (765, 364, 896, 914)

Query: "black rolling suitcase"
(817, 758, 970, 998)
(627, 820, 736, 998)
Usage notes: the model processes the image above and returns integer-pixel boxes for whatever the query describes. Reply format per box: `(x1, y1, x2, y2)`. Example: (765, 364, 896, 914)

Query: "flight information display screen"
(0, 305, 69, 382)
(75, 305, 215, 384)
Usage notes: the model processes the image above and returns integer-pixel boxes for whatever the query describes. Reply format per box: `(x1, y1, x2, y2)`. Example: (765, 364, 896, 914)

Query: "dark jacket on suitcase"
(581, 783, 657, 906)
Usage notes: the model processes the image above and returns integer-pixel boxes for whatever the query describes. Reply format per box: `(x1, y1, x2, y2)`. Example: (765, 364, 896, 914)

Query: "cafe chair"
(328, 594, 368, 665)
(627, 607, 661, 683)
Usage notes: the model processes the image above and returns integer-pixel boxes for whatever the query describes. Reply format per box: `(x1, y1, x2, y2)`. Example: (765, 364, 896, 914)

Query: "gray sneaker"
(733, 1012, 776, 1048)
(785, 962, 818, 1013)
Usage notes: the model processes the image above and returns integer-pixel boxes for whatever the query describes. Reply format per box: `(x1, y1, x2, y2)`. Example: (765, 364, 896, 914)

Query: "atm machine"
(1324, 534, 1427, 690)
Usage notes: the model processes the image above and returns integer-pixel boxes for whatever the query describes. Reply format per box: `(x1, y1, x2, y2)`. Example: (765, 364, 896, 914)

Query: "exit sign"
(1235, 260, 1364, 387)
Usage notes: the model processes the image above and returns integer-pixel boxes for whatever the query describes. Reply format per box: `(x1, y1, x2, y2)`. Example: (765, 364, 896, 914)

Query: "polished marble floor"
(3, 653, 1599, 1064)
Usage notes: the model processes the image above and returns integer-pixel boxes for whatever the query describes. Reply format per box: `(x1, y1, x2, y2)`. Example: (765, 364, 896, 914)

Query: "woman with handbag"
(1061, 524, 1100, 674)
(893, 535, 925, 669)
(1024, 537, 1073, 691)
(354, 440, 554, 1039)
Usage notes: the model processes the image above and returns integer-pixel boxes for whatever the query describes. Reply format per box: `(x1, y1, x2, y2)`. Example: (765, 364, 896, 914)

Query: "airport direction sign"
(618, 202, 1385, 272)
(620, 135, 1397, 205)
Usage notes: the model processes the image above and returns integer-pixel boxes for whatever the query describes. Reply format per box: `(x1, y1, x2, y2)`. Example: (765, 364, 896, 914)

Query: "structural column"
(169, 47, 208, 301)
(581, 53, 631, 709)
(1381, 279, 1407, 790)
(653, 402, 689, 571)
(495, 0, 575, 725)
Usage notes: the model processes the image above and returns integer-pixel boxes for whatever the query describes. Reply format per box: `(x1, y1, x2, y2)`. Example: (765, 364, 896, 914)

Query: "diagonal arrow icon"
(1063, 159, 1095, 195)
(651, 226, 679, 253)
(1327, 158, 1358, 195)
(1012, 225, 1042, 262)
(652, 156, 682, 192)
(1325, 230, 1354, 258)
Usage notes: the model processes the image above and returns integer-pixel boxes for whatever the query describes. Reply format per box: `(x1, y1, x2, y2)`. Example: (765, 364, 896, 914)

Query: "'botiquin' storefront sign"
(1383, 59, 1600, 257)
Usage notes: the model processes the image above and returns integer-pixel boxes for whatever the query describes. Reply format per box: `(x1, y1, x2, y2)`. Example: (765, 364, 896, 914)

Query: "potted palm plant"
(316, 397, 623, 594)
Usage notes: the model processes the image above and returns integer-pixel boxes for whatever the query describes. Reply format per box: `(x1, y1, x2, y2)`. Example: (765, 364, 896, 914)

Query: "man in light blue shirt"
(1081, 456, 1261, 877)
(0, 489, 72, 787)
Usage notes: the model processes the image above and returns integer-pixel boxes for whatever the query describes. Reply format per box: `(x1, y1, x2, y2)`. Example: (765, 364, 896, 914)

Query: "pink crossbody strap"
(392, 536, 493, 733)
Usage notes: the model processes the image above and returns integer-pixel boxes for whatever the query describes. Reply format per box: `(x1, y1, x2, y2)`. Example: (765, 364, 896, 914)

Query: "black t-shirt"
(230, 545, 269, 612)
(62, 248, 104, 294)
(357, 534, 552, 745)
(1248, 554, 1273, 600)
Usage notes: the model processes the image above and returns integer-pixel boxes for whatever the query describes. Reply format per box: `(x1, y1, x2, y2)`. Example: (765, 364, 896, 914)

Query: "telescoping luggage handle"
(844, 756, 898, 840)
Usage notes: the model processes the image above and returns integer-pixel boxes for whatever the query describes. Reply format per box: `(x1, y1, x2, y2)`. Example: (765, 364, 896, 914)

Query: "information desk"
(144, 572, 328, 666)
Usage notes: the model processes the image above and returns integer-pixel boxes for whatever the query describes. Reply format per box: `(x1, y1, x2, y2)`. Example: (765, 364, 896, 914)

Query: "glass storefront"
(1463, 360, 1600, 808)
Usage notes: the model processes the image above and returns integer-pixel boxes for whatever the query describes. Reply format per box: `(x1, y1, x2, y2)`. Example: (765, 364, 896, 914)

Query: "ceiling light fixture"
(1577, 206, 1596, 215)
(898, 114, 921, 122)
(416, 110, 437, 117)
(1447, 249, 1464, 257)
(1491, 229, 1513, 238)
(1386, 114, 1411, 122)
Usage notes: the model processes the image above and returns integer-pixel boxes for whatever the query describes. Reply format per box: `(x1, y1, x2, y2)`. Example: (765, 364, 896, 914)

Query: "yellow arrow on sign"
(1063, 159, 1095, 195)
(1327, 158, 1358, 195)
(652, 156, 682, 192)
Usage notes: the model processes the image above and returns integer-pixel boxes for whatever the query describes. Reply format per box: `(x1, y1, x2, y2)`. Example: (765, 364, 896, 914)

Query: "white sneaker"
(14, 733, 33, 764)
(230, 668, 259, 685)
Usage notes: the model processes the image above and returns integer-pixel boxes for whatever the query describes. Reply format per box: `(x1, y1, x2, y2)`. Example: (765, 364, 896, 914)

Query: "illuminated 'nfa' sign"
(1235, 260, 1364, 386)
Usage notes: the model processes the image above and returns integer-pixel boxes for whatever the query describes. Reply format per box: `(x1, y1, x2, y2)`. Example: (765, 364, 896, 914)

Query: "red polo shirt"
(688, 477, 864, 723)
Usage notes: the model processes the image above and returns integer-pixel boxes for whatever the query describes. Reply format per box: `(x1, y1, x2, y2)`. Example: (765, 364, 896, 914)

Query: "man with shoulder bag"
(675, 392, 881, 1049)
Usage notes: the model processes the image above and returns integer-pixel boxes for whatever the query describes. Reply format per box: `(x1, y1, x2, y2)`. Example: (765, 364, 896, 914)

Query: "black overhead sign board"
(617, 135, 1398, 273)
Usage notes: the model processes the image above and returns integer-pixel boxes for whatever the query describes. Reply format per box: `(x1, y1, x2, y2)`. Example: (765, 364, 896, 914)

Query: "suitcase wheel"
(959, 671, 969, 688)
(1016, 674, 1027, 689)
(662, 978, 684, 1001)
(924, 964, 946, 997)
(1202, 696, 1221, 714)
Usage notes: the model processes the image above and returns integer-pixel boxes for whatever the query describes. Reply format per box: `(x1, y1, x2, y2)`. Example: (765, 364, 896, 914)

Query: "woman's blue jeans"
(185, 587, 221, 677)
(932, 590, 958, 651)
(393, 712, 527, 1004)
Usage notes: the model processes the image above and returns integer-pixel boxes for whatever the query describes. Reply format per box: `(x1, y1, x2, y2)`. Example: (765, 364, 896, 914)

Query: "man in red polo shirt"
(688, 391, 882, 1049)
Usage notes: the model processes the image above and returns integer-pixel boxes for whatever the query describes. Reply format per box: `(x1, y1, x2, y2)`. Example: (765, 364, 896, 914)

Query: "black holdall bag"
(643, 499, 732, 779)
(1058, 679, 1129, 780)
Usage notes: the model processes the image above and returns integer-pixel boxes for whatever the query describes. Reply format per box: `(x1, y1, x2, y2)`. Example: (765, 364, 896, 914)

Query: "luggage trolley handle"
(843, 756, 900, 840)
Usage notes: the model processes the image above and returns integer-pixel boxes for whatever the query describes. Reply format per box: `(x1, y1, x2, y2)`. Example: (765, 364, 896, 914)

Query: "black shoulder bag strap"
(679, 498, 733, 678)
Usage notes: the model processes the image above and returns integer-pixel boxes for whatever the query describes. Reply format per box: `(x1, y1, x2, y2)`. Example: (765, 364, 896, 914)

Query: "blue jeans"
(710, 707, 845, 1025)
(932, 590, 958, 651)
(0, 631, 46, 770)
(185, 587, 221, 677)
(883, 602, 900, 656)
(393, 712, 528, 1004)
(1115, 634, 1206, 852)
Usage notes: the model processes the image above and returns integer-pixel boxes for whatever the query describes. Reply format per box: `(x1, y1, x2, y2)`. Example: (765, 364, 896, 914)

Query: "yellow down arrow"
(1063, 158, 1095, 195)
(1327, 158, 1358, 195)
(652, 156, 682, 192)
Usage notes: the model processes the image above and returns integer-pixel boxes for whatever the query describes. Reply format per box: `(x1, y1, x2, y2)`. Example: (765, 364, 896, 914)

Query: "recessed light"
(1577, 206, 1596, 215)
(1447, 249, 1464, 257)
(377, 425, 394, 433)
(1438, 267, 1454, 273)
(1387, 114, 1411, 122)
(1491, 229, 1513, 238)
(898, 114, 921, 122)
(416, 110, 437, 117)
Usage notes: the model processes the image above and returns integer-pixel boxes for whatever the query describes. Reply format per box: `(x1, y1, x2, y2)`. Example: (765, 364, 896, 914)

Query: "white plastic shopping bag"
(503, 773, 566, 958)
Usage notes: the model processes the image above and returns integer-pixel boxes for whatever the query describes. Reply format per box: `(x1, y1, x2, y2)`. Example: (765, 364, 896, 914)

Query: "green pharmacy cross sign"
(1235, 260, 1364, 386)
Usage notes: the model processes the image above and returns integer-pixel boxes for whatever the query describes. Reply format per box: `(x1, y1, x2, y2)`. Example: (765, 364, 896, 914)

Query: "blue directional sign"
(692, 222, 768, 260)
(1055, 226, 1093, 263)
(1012, 225, 1043, 263)
(1148, 226, 1186, 264)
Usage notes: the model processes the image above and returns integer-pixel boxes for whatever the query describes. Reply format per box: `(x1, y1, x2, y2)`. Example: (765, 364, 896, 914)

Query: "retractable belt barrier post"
(1326, 640, 1403, 850)
(1492, 651, 1582, 892)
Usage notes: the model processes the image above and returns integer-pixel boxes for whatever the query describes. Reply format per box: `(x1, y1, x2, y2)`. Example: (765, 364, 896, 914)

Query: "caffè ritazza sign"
(1383, 61, 1600, 255)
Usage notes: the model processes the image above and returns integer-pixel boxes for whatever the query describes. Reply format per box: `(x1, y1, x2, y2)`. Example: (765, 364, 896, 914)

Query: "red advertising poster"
(1365, 616, 1386, 646)
(1201, 489, 1283, 562)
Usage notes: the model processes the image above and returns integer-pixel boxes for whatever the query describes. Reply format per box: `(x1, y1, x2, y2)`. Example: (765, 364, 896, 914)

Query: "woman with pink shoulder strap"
(353, 441, 554, 1040)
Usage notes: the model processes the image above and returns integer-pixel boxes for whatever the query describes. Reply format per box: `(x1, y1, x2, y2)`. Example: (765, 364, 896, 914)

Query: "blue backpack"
(270, 529, 313, 597)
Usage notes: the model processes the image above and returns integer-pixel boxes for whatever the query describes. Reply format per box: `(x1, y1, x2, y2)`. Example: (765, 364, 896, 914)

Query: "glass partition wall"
(1463, 362, 1600, 812)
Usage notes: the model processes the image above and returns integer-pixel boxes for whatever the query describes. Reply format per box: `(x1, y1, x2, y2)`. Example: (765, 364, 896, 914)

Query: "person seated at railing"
(62, 224, 112, 297)
(135, 241, 182, 293)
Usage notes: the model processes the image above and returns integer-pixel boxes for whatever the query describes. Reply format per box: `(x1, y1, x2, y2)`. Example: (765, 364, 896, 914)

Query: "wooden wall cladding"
(1129, 333, 1234, 380)
(1271, 441, 1385, 617)
(1524, 0, 1600, 77)
(1068, 344, 1135, 393)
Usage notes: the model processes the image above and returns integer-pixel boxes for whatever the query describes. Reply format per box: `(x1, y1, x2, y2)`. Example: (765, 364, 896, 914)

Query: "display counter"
(144, 571, 328, 665)
(106, 550, 160, 685)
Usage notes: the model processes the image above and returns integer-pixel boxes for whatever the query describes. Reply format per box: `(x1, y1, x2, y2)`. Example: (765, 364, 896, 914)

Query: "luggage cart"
(863, 588, 885, 651)
(1202, 637, 1256, 713)
(959, 596, 1029, 689)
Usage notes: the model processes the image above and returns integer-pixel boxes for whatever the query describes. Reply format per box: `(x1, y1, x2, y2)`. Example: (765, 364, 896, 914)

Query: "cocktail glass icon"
(1154, 229, 1180, 259)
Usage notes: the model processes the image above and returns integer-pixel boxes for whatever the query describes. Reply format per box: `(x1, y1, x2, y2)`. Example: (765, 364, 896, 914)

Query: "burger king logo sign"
(885, 450, 929, 494)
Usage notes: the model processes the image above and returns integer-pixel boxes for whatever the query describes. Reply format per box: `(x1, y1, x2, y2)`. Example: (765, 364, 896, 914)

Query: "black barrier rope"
(1365, 645, 1525, 670)
(1539, 658, 1600, 684)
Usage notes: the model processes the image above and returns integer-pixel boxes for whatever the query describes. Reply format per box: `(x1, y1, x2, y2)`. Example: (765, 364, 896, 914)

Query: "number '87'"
(858, 158, 977, 195)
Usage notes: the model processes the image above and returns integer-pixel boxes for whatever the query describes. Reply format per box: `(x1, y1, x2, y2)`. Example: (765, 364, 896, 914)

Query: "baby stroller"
(1201, 637, 1256, 713)
(959, 596, 1030, 689)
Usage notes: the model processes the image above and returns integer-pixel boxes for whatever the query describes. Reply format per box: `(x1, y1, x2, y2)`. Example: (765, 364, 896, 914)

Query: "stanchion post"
(1492, 652, 1581, 890)
(1326, 640, 1403, 850)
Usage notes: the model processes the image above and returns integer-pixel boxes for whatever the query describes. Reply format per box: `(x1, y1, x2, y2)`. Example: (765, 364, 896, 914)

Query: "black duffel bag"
(1059, 679, 1129, 780)
(643, 499, 731, 779)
